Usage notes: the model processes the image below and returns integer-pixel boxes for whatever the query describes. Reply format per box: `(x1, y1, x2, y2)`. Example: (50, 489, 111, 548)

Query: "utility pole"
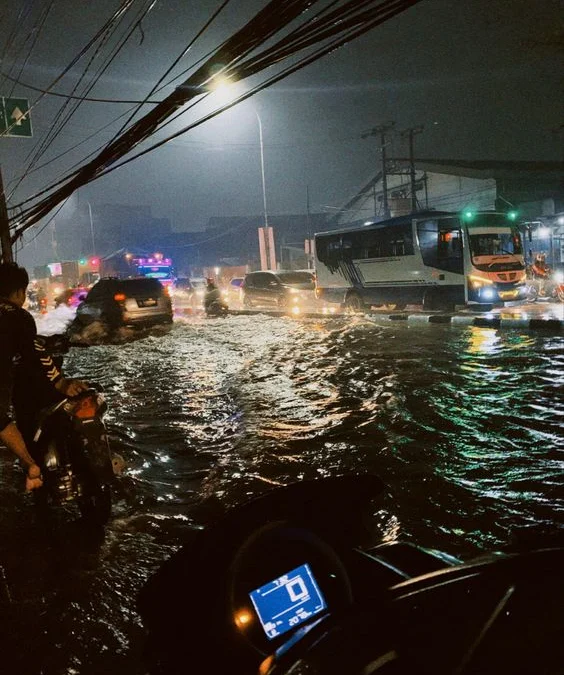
(362, 122, 395, 218)
(400, 126, 424, 212)
(305, 185, 315, 269)
(0, 166, 13, 262)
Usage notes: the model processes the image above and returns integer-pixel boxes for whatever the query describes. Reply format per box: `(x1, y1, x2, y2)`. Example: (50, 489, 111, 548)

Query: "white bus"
(313, 210, 527, 311)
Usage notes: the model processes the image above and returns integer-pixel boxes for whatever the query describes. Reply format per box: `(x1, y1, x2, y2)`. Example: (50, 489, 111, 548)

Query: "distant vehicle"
(135, 257, 175, 289)
(72, 277, 173, 330)
(54, 287, 88, 308)
(171, 277, 193, 299)
(98, 253, 174, 288)
(189, 277, 208, 308)
(222, 277, 245, 306)
(241, 270, 316, 311)
(314, 210, 528, 312)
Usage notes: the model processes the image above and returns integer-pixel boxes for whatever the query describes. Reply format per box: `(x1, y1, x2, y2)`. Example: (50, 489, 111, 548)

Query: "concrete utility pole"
(400, 126, 424, 212)
(0, 166, 13, 262)
(362, 122, 395, 218)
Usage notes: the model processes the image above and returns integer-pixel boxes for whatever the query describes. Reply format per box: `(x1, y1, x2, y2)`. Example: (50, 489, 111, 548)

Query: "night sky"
(0, 0, 561, 267)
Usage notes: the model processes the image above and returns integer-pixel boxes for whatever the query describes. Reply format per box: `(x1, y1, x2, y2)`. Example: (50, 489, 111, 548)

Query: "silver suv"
(242, 270, 316, 310)
(74, 277, 173, 329)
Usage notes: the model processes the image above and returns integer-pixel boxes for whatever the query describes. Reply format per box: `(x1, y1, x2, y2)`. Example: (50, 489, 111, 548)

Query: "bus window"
(316, 235, 342, 272)
(417, 219, 463, 273)
(360, 223, 413, 258)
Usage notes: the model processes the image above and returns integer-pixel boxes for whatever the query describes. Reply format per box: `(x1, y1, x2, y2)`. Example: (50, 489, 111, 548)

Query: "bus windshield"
(469, 230, 523, 257)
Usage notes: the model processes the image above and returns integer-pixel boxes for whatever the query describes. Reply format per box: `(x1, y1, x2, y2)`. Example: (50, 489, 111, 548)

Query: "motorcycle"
(552, 270, 564, 302)
(525, 264, 564, 303)
(28, 335, 116, 525)
(138, 475, 564, 675)
(205, 298, 229, 317)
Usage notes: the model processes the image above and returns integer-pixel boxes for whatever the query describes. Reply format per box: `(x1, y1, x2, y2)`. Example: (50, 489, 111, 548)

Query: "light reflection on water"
(0, 314, 562, 672)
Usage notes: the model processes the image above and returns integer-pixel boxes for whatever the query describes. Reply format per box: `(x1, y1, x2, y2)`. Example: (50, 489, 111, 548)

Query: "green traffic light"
(462, 210, 475, 221)
(507, 211, 518, 221)
(79, 258, 87, 265)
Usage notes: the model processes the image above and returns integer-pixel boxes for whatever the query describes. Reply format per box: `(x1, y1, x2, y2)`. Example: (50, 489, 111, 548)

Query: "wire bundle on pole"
(7, 0, 422, 245)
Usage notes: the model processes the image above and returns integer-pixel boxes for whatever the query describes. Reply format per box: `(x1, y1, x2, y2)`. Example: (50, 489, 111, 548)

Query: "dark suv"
(73, 277, 173, 328)
(241, 270, 316, 311)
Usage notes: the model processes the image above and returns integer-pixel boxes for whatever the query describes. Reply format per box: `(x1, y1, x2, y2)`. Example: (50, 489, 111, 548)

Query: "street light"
(255, 110, 269, 231)
(254, 110, 277, 271)
(209, 79, 275, 269)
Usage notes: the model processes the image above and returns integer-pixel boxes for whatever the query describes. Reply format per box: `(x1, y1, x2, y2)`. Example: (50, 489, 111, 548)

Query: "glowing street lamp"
(210, 79, 275, 270)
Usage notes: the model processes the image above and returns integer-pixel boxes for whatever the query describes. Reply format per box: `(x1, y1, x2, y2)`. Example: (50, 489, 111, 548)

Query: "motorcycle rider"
(0, 262, 87, 491)
(531, 252, 550, 279)
(204, 278, 227, 315)
(531, 253, 551, 297)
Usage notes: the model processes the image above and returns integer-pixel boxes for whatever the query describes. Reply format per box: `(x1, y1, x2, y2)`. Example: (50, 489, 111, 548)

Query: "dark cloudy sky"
(0, 0, 561, 266)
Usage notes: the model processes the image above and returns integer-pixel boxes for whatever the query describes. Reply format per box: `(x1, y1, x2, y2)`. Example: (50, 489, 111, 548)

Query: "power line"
(11, 0, 423, 241)
(0, 68, 163, 104)
(81, 1, 421, 187)
(13, 0, 156, 197)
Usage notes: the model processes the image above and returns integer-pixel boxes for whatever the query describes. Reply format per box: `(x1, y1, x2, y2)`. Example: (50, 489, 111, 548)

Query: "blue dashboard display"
(249, 563, 327, 640)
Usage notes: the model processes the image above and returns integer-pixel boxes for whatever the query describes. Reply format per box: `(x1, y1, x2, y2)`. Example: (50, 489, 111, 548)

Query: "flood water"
(1, 313, 563, 674)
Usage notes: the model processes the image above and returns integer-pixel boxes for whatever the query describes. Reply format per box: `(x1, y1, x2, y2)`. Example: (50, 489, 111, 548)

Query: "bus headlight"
(482, 287, 495, 300)
(468, 275, 494, 289)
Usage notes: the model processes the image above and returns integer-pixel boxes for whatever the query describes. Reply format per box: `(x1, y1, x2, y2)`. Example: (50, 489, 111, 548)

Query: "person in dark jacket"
(204, 278, 227, 314)
(0, 262, 86, 491)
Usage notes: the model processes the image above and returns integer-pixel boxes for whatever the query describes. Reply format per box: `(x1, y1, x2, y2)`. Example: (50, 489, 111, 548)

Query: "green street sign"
(0, 97, 33, 137)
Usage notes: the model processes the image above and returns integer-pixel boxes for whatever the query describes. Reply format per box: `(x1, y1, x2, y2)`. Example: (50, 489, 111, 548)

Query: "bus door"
(437, 226, 464, 276)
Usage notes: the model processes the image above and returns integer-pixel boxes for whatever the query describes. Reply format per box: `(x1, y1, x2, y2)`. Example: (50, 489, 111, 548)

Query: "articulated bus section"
(313, 211, 527, 312)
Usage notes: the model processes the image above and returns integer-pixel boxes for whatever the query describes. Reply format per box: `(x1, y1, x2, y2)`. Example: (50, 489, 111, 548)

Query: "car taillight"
(114, 293, 126, 301)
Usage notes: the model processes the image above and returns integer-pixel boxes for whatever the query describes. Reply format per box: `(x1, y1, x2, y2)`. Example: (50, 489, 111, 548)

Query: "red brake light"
(114, 293, 126, 301)
(71, 395, 98, 419)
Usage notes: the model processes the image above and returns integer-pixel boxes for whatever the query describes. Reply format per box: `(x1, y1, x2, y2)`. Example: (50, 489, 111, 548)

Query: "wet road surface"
(1, 311, 563, 674)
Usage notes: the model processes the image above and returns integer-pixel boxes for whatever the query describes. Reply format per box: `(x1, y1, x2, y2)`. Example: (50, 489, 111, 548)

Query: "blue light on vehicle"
(249, 563, 327, 640)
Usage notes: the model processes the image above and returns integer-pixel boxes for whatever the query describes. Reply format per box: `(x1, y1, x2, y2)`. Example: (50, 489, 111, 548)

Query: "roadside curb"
(382, 313, 563, 331)
(209, 309, 563, 331)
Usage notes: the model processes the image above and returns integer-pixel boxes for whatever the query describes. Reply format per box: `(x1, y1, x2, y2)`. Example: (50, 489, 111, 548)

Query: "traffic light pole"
(0, 165, 13, 263)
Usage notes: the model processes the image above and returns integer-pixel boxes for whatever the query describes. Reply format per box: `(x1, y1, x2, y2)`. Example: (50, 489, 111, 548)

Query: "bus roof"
(314, 211, 454, 238)
(314, 210, 508, 238)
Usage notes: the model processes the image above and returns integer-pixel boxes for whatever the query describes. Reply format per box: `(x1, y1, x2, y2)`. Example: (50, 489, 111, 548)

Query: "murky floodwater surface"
(1, 314, 562, 673)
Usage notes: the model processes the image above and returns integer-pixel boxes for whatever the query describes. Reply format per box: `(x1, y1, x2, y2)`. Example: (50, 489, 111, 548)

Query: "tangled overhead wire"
(6, 0, 422, 245)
